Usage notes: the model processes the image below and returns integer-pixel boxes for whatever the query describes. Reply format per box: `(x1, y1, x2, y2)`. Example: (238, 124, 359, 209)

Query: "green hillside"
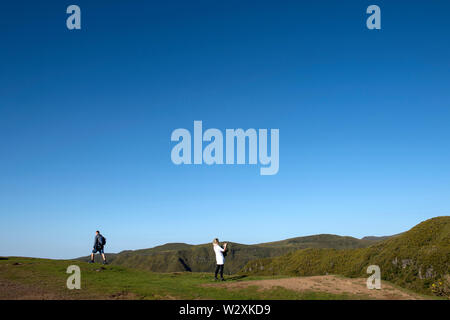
(241, 216, 450, 298)
(83, 234, 383, 274)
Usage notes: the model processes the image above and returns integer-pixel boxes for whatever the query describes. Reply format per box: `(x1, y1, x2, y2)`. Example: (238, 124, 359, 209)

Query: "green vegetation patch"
(241, 217, 450, 298)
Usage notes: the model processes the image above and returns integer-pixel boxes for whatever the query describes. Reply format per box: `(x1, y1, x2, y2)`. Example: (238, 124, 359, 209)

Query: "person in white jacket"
(213, 238, 227, 281)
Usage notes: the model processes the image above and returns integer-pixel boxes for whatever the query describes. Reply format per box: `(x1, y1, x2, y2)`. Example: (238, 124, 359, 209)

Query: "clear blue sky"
(1, 1, 449, 259)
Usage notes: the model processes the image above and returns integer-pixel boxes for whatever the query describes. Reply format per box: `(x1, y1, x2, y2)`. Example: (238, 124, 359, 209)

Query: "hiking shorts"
(92, 247, 104, 254)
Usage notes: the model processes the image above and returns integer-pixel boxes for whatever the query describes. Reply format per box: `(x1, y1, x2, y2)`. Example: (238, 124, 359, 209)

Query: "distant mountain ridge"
(79, 233, 388, 274)
(361, 235, 396, 241)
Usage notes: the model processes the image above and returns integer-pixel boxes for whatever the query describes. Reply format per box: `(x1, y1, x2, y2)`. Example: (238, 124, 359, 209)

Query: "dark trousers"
(215, 264, 224, 279)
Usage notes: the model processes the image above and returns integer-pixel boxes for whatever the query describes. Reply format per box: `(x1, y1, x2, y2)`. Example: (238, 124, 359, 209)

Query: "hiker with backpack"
(89, 230, 107, 264)
(212, 238, 227, 281)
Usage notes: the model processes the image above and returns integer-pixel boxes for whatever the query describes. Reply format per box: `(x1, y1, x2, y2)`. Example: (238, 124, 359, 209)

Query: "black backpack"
(99, 235, 107, 246)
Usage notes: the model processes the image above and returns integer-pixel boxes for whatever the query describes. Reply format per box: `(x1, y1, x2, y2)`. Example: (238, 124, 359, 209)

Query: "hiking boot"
(88, 260, 94, 264)
(221, 278, 225, 281)
(102, 261, 108, 265)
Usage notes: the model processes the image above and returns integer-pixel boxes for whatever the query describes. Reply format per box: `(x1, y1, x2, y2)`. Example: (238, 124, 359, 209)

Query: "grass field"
(0, 257, 436, 300)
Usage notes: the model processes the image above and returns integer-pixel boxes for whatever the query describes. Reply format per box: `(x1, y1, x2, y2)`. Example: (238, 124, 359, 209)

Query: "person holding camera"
(212, 238, 227, 281)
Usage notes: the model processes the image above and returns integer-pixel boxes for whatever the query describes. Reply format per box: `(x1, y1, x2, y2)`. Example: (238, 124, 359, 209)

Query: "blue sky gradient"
(1, 1, 449, 258)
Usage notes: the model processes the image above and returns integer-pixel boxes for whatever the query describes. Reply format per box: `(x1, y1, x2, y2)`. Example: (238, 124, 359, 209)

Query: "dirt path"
(0, 278, 70, 300)
(205, 275, 425, 300)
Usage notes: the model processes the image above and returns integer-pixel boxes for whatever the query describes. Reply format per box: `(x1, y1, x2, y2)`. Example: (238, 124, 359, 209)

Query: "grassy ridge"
(241, 217, 450, 298)
(0, 257, 358, 300)
(92, 235, 382, 274)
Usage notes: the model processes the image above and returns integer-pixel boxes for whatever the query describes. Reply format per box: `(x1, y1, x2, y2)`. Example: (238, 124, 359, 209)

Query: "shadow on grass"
(226, 275, 248, 281)
(0, 257, 8, 260)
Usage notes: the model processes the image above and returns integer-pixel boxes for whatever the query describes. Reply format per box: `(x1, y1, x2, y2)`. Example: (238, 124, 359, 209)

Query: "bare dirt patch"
(0, 277, 123, 300)
(0, 278, 70, 300)
(204, 275, 425, 300)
